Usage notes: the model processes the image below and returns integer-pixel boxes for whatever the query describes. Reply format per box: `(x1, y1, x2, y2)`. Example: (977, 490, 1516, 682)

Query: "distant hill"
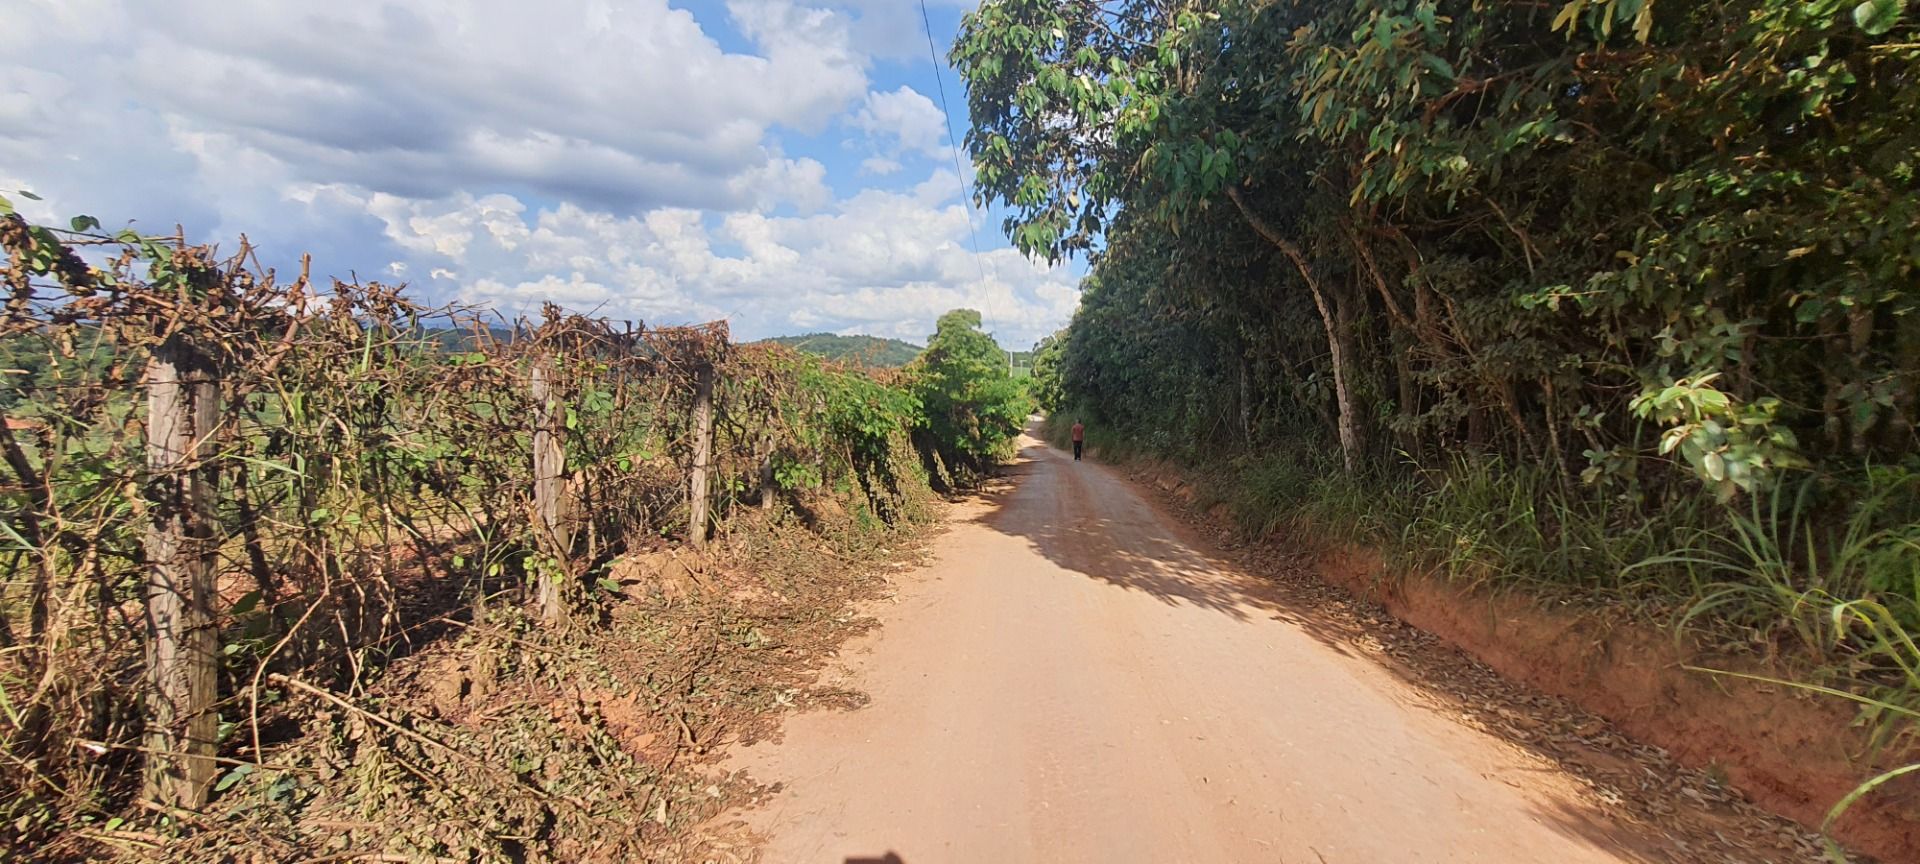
(759, 333, 923, 368)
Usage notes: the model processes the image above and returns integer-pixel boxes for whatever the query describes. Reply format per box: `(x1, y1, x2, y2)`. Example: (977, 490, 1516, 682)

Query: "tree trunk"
(142, 342, 220, 809)
(1541, 375, 1572, 493)
(1226, 185, 1361, 472)
(1849, 305, 1876, 457)
(1467, 405, 1488, 450)
(1393, 330, 1418, 455)
(1496, 379, 1537, 463)
(1887, 308, 1919, 456)
(1822, 316, 1845, 451)
(531, 360, 569, 623)
(1238, 353, 1253, 444)
(688, 364, 715, 548)
(0, 417, 53, 648)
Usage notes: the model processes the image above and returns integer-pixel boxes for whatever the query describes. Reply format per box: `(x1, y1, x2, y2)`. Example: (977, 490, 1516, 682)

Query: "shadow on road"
(962, 431, 1803, 864)
(971, 436, 1314, 627)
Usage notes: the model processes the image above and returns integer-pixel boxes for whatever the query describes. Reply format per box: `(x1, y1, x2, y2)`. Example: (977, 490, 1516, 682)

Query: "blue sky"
(0, 0, 1081, 348)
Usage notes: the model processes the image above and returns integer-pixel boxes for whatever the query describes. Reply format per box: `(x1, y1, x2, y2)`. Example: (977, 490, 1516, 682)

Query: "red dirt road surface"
(731, 429, 1767, 863)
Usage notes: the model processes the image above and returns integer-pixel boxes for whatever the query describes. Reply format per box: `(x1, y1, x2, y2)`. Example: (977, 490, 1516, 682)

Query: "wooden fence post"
(531, 359, 570, 622)
(688, 363, 715, 547)
(758, 431, 776, 511)
(142, 340, 220, 809)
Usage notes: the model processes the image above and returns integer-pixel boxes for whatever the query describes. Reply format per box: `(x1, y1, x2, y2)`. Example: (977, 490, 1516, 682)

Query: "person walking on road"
(1070, 420, 1085, 462)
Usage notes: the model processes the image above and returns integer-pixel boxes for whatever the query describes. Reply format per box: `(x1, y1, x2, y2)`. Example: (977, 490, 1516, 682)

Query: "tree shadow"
(963, 426, 1830, 864)
(1527, 799, 1670, 864)
(972, 434, 1319, 628)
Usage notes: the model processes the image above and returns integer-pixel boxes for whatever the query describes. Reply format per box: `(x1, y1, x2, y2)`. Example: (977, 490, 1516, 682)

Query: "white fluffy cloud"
(10, 0, 859, 213)
(827, 0, 983, 61)
(345, 167, 1075, 343)
(0, 0, 1076, 347)
(852, 86, 951, 158)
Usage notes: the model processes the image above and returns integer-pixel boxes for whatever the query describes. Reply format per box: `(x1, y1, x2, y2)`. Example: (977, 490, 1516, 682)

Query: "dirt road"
(731, 430, 1680, 863)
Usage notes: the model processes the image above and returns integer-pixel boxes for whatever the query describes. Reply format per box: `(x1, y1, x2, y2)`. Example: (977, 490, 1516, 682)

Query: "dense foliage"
(966, 0, 1920, 838)
(756, 332, 924, 368)
(962, 0, 1920, 686)
(908, 309, 1033, 485)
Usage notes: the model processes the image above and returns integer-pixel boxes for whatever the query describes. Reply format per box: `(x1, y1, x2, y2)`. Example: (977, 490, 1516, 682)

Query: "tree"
(953, 0, 1370, 469)
(1027, 330, 1067, 414)
(909, 309, 1031, 483)
(959, 0, 1919, 494)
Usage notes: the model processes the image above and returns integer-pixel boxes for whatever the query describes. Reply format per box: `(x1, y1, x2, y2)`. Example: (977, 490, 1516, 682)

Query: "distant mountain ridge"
(758, 333, 922, 367)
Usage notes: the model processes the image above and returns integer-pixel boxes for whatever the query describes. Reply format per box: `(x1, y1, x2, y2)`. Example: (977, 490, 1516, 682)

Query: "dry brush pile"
(0, 213, 939, 860)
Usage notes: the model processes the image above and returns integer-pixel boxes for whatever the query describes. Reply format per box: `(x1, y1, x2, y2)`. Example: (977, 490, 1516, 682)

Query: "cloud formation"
(0, 0, 1076, 347)
(852, 86, 952, 159)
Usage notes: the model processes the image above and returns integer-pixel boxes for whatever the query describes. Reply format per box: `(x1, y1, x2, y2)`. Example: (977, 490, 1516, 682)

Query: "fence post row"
(758, 431, 776, 511)
(531, 357, 571, 622)
(688, 361, 716, 548)
(141, 338, 221, 809)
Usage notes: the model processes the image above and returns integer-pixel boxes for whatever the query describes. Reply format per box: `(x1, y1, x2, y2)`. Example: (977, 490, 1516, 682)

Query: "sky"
(0, 0, 1081, 349)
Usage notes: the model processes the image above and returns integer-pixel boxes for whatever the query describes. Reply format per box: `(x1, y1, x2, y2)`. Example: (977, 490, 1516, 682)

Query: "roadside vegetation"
(0, 204, 1026, 859)
(907, 309, 1034, 489)
(958, 0, 1920, 846)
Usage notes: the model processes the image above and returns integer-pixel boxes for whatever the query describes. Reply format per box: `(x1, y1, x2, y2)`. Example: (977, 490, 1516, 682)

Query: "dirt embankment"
(1317, 548, 1920, 862)
(1134, 463, 1920, 863)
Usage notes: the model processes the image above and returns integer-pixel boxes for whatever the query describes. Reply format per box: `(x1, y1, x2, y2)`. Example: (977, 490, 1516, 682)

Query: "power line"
(918, 0, 1017, 363)
(918, 0, 988, 289)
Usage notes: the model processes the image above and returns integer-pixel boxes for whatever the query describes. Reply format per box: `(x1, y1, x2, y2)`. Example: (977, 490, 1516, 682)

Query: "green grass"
(1641, 472, 1920, 651)
(1057, 407, 1920, 670)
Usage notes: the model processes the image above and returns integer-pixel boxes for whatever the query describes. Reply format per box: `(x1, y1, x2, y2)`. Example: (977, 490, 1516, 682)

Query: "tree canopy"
(910, 309, 1033, 482)
(956, 0, 1919, 499)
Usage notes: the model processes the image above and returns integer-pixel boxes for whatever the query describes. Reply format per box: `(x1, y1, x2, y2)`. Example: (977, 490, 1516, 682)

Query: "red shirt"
(1070, 423, 1085, 442)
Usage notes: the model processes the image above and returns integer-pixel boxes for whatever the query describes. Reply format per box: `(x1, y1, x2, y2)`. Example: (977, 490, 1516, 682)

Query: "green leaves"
(1551, 0, 1657, 43)
(908, 308, 1030, 471)
(215, 763, 255, 793)
(231, 590, 263, 616)
(1551, 1, 1586, 37)
(1631, 375, 1801, 501)
(1853, 0, 1907, 35)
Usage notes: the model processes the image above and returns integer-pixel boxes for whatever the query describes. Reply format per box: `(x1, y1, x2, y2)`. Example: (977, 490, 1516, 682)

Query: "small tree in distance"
(909, 309, 1031, 485)
(1027, 330, 1066, 415)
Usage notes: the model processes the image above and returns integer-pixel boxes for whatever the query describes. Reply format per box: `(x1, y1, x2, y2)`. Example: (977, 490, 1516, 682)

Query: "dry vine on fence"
(0, 215, 930, 854)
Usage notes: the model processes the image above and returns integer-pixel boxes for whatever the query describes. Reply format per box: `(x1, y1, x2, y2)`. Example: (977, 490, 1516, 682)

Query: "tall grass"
(1688, 596, 1920, 863)
(1642, 471, 1920, 657)
(1053, 407, 1918, 660)
(1193, 443, 1705, 607)
(1649, 469, 1920, 851)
